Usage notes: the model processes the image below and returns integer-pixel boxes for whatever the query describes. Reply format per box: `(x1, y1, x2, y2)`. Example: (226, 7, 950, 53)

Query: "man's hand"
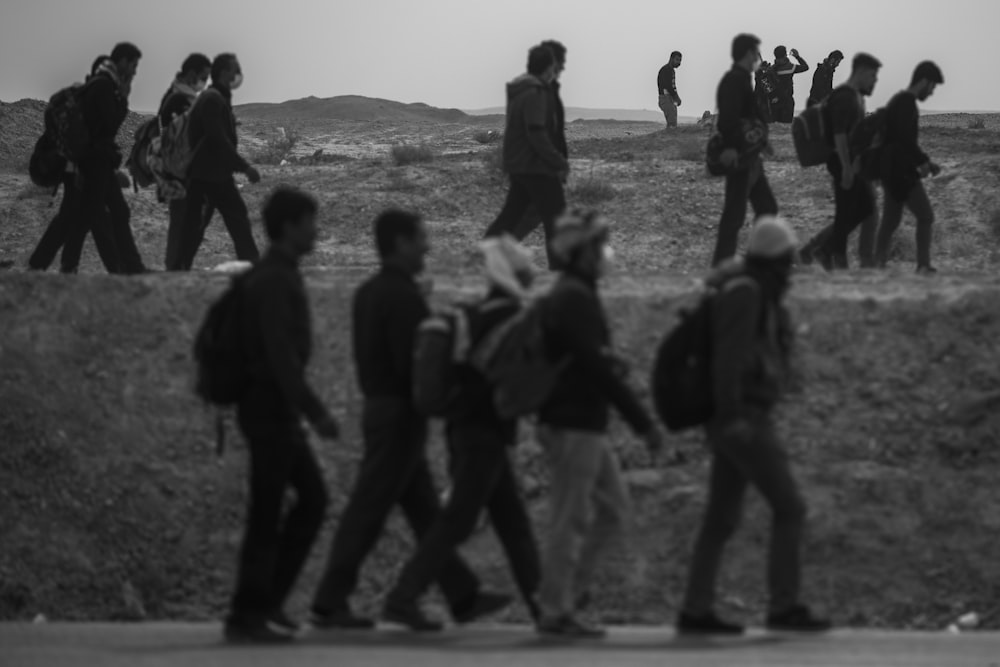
(314, 415, 340, 441)
(245, 166, 262, 184)
(790, 48, 800, 58)
(674, 97, 682, 108)
(115, 170, 131, 189)
(929, 161, 942, 177)
(720, 148, 739, 169)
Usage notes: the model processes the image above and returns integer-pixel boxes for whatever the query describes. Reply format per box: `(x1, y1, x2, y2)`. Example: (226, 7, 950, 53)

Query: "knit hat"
(479, 235, 535, 299)
(747, 215, 798, 259)
(551, 209, 609, 263)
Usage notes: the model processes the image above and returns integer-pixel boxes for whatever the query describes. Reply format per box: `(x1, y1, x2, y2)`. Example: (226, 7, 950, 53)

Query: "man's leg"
(164, 196, 188, 271)
(176, 180, 213, 271)
(483, 175, 533, 239)
(874, 190, 905, 268)
(572, 437, 629, 595)
(798, 224, 833, 266)
(208, 179, 261, 263)
(509, 204, 541, 242)
(906, 182, 935, 270)
(29, 176, 76, 271)
(72, 166, 122, 274)
(856, 181, 878, 267)
(712, 167, 752, 266)
(104, 172, 146, 273)
(519, 174, 567, 269)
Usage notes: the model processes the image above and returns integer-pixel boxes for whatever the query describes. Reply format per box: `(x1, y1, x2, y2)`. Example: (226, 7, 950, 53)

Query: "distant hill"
(466, 106, 689, 123)
(235, 95, 470, 123)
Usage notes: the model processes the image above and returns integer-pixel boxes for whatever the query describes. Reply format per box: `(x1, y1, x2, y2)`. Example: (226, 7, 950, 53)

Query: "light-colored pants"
(658, 94, 678, 127)
(536, 426, 630, 619)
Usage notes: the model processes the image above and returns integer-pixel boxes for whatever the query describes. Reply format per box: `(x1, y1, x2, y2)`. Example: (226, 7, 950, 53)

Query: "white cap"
(747, 215, 798, 259)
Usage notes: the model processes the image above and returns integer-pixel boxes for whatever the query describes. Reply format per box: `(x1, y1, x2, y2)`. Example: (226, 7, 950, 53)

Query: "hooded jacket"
(502, 74, 569, 176)
(78, 60, 129, 169)
(157, 79, 201, 127)
(186, 83, 251, 183)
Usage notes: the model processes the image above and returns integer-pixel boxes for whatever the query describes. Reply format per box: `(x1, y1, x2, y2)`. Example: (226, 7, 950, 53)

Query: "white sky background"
(1, 0, 997, 114)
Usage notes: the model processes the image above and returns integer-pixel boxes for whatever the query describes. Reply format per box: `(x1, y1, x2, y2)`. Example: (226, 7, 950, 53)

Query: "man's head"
(540, 40, 567, 79)
(732, 34, 762, 70)
(774, 45, 787, 60)
(180, 53, 211, 90)
(527, 44, 556, 83)
(110, 42, 142, 82)
(910, 61, 944, 101)
(211, 53, 243, 90)
(850, 52, 882, 96)
(262, 186, 319, 256)
(552, 208, 612, 279)
(746, 215, 798, 287)
(375, 209, 429, 275)
(828, 50, 844, 68)
(480, 235, 535, 299)
(670, 50, 683, 68)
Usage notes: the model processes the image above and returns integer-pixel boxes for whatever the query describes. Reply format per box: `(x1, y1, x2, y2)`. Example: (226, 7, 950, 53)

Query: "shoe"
(382, 601, 444, 632)
(676, 611, 746, 636)
(223, 616, 296, 644)
(310, 607, 376, 630)
(452, 591, 513, 624)
(269, 610, 301, 635)
(916, 264, 938, 275)
(536, 614, 607, 639)
(766, 604, 832, 632)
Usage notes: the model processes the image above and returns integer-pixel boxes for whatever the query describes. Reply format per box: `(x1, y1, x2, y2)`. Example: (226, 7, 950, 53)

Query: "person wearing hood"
(483, 45, 570, 269)
(678, 216, 831, 636)
(172, 52, 261, 271)
(382, 235, 542, 630)
(771, 46, 810, 123)
(807, 50, 844, 108)
(159, 53, 213, 271)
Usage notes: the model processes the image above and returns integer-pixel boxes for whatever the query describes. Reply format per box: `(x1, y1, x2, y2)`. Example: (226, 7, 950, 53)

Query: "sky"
(1, 0, 998, 115)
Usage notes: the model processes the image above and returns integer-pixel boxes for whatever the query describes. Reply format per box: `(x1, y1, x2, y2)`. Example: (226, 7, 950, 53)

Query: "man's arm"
(523, 89, 570, 173)
(717, 74, 743, 149)
(387, 287, 430, 390)
(710, 280, 760, 423)
(200, 92, 251, 174)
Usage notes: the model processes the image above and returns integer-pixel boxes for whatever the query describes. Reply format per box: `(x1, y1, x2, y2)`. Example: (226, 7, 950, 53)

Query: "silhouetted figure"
(807, 50, 844, 107)
(771, 46, 809, 123)
(754, 61, 777, 123)
(658, 51, 683, 128)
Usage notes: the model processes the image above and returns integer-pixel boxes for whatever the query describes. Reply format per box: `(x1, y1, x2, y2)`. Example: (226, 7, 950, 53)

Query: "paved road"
(2, 623, 999, 667)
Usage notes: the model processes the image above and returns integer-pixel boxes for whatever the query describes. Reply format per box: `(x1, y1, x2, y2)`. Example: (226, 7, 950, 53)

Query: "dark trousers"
(388, 423, 540, 616)
(483, 174, 566, 269)
(771, 98, 795, 124)
(875, 181, 934, 268)
(76, 164, 145, 274)
(682, 411, 807, 616)
(712, 159, 778, 266)
(165, 197, 216, 271)
(801, 217, 877, 269)
(174, 178, 259, 271)
(821, 159, 876, 263)
(312, 398, 480, 615)
(231, 424, 329, 620)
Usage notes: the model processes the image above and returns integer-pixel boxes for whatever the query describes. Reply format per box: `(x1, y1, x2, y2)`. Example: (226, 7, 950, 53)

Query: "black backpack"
(28, 132, 67, 188)
(192, 270, 254, 407)
(44, 81, 93, 163)
(126, 117, 160, 191)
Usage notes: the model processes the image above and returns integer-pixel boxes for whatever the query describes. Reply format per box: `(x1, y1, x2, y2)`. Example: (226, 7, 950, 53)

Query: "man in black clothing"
(311, 210, 510, 630)
(771, 46, 809, 123)
(711, 34, 778, 267)
(678, 216, 831, 636)
(875, 62, 945, 274)
(383, 236, 541, 629)
(174, 53, 261, 271)
(225, 187, 340, 644)
(483, 45, 569, 269)
(158, 53, 213, 270)
(807, 50, 844, 107)
(657, 51, 683, 128)
(809, 53, 882, 271)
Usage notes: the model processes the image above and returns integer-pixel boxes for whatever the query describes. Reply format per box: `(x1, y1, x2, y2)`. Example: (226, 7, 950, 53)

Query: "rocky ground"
(1, 100, 999, 630)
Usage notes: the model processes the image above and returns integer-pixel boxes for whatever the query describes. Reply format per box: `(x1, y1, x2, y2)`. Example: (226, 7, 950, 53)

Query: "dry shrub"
(570, 177, 617, 205)
(968, 116, 987, 130)
(473, 129, 503, 144)
(481, 144, 506, 184)
(383, 169, 419, 192)
(390, 144, 434, 166)
(253, 126, 302, 165)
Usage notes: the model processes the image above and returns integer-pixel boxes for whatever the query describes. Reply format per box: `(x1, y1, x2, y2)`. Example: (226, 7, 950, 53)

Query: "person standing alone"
(658, 51, 683, 128)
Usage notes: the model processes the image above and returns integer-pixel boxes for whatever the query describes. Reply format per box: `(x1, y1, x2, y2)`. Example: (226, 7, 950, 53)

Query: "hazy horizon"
(1, 0, 998, 117)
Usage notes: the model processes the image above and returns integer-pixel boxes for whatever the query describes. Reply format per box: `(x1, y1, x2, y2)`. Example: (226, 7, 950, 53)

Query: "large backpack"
(156, 108, 196, 180)
(192, 268, 254, 408)
(125, 117, 160, 191)
(792, 102, 831, 167)
(44, 82, 93, 163)
(705, 117, 769, 177)
(28, 132, 67, 188)
(412, 304, 475, 417)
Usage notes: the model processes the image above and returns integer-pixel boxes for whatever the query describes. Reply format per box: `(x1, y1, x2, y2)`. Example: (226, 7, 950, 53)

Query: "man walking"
(534, 209, 664, 638)
(382, 235, 542, 629)
(311, 210, 510, 630)
(809, 53, 883, 270)
(771, 46, 809, 123)
(483, 45, 569, 269)
(174, 53, 261, 271)
(807, 50, 844, 107)
(678, 216, 831, 636)
(224, 186, 339, 643)
(874, 61, 945, 274)
(711, 34, 778, 267)
(657, 51, 683, 128)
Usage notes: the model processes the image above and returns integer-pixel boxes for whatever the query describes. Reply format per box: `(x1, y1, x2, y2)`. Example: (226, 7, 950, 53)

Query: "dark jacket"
(186, 84, 250, 182)
(657, 64, 678, 98)
(709, 259, 793, 419)
(502, 74, 569, 176)
(717, 64, 762, 150)
(539, 272, 653, 434)
(881, 91, 929, 201)
(548, 80, 568, 159)
(238, 247, 330, 433)
(157, 79, 199, 127)
(808, 61, 836, 104)
(78, 69, 129, 169)
(353, 264, 429, 400)
(773, 56, 809, 98)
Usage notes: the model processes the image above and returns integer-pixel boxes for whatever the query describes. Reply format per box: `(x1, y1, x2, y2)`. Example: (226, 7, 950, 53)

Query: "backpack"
(192, 269, 254, 408)
(705, 117, 769, 177)
(792, 102, 831, 167)
(28, 132, 67, 188)
(850, 108, 888, 182)
(44, 82, 93, 163)
(125, 117, 160, 191)
(412, 304, 474, 418)
(157, 109, 196, 180)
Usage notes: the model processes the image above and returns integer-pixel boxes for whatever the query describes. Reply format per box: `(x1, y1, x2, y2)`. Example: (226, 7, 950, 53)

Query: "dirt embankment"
(2, 271, 999, 628)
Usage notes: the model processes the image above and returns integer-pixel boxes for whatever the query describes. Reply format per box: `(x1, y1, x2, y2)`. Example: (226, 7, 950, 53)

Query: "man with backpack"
(533, 209, 664, 638)
(222, 186, 340, 643)
(311, 210, 511, 630)
(711, 34, 778, 267)
(807, 50, 844, 108)
(173, 53, 261, 271)
(874, 62, 945, 274)
(381, 235, 542, 629)
(771, 46, 810, 123)
(677, 216, 831, 636)
(483, 44, 570, 269)
(807, 53, 882, 271)
(657, 51, 683, 129)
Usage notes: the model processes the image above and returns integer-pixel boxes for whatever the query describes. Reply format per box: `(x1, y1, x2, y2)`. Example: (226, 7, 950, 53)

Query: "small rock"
(957, 612, 980, 629)
(33, 613, 47, 624)
(946, 623, 961, 634)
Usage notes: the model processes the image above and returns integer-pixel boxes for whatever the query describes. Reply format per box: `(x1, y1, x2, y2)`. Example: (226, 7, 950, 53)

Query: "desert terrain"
(1, 96, 999, 630)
